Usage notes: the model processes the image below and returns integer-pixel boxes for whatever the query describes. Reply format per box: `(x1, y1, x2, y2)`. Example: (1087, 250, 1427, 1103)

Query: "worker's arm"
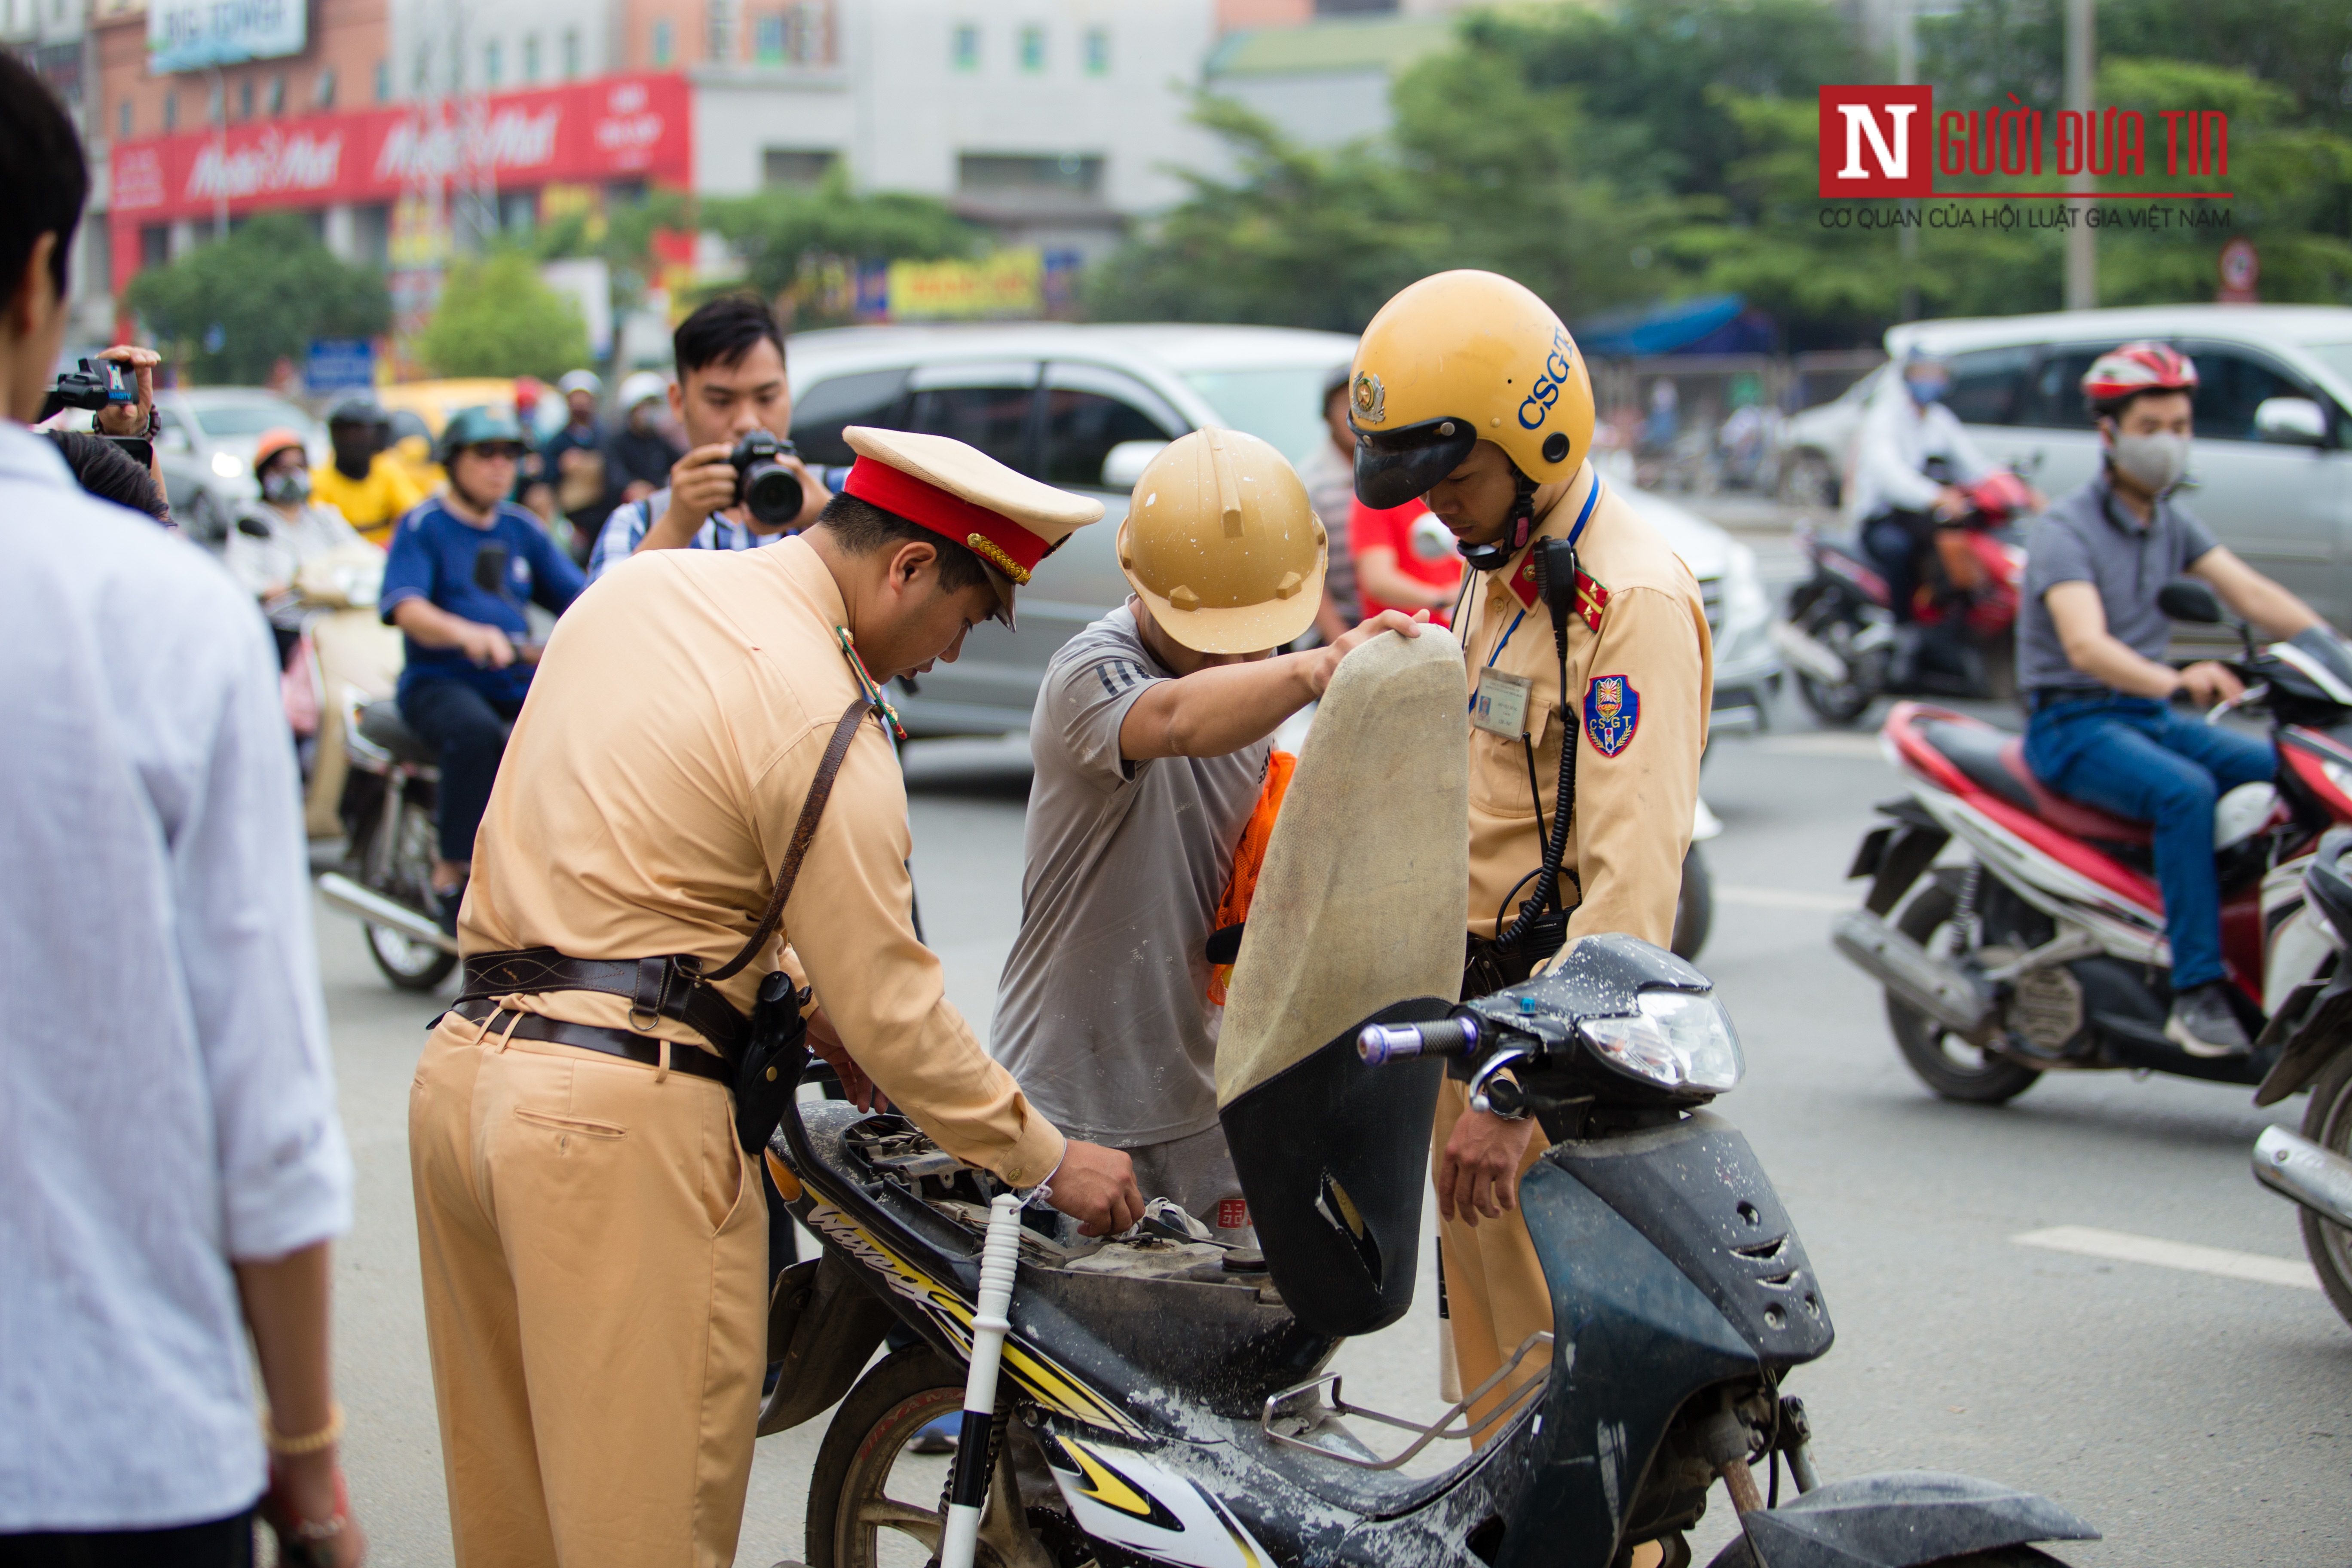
(1354, 545, 1455, 613)
(1118, 610, 1425, 761)
(1560, 584, 1710, 949)
(2191, 545, 2322, 641)
(765, 722, 1139, 1232)
(2043, 580, 2240, 704)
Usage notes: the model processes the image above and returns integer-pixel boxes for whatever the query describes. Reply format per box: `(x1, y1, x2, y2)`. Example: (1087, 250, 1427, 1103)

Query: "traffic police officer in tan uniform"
(1348, 271, 1714, 1433)
(408, 426, 1145, 1567)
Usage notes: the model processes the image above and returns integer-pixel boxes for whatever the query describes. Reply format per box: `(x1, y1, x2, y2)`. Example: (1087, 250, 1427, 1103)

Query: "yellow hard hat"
(1348, 270, 1595, 510)
(1118, 428, 1328, 655)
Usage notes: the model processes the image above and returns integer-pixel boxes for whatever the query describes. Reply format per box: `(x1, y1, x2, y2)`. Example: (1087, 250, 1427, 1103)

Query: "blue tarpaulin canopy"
(1573, 294, 1770, 357)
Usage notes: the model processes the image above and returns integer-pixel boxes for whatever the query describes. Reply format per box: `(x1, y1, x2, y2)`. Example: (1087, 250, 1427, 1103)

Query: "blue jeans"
(2022, 694, 2275, 989)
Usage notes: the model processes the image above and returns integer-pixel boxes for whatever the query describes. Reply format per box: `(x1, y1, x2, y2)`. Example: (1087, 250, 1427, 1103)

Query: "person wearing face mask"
(1849, 346, 1999, 682)
(313, 396, 426, 548)
(2018, 342, 2321, 1058)
(225, 429, 367, 629)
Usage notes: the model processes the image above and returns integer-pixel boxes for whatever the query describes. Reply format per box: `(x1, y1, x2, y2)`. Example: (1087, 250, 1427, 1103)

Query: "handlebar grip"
(1357, 1017, 1480, 1066)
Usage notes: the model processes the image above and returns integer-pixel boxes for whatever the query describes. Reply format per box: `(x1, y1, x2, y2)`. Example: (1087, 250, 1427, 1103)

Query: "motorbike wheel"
(1672, 844, 1713, 961)
(2295, 1049, 2352, 1329)
(1791, 599, 1883, 729)
(1886, 882, 2042, 1105)
(1709, 1543, 2066, 1567)
(362, 794, 455, 992)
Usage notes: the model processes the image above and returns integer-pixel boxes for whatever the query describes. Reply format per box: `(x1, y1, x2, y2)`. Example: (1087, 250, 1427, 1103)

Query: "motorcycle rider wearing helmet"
(586, 295, 831, 583)
(2019, 341, 2320, 1058)
(312, 395, 425, 547)
(378, 407, 587, 931)
(990, 428, 1424, 1243)
(537, 367, 614, 553)
(1350, 271, 1712, 1433)
(1850, 347, 2000, 682)
(224, 429, 366, 627)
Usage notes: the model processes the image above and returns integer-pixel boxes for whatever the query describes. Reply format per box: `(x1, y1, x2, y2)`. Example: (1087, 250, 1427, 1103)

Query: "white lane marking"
(2014, 1225, 2319, 1290)
(1719, 885, 1855, 913)
(1758, 733, 1888, 760)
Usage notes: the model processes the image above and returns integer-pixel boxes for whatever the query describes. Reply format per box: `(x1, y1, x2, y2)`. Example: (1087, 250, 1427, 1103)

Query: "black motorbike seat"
(357, 699, 441, 768)
(1916, 718, 2152, 845)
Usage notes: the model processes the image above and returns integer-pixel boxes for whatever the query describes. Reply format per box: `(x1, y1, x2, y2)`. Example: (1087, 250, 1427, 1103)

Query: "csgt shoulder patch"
(1584, 674, 1640, 757)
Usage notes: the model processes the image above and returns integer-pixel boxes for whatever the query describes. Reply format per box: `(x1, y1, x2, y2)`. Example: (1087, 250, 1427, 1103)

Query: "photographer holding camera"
(585, 294, 830, 584)
(42, 342, 171, 521)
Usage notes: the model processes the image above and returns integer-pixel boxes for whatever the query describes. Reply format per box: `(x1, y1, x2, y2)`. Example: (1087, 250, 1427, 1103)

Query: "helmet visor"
(1352, 418, 1478, 511)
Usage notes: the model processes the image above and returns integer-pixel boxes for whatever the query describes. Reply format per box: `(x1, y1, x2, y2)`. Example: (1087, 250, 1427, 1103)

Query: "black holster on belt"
(737, 971, 814, 1159)
(1463, 908, 1570, 999)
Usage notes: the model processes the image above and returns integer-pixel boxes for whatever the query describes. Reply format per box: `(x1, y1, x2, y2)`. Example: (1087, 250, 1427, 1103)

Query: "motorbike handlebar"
(1357, 1017, 1480, 1066)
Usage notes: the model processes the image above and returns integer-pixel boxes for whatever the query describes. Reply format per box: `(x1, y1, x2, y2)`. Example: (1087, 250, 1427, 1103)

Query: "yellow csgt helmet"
(1119, 428, 1328, 655)
(1348, 270, 1595, 513)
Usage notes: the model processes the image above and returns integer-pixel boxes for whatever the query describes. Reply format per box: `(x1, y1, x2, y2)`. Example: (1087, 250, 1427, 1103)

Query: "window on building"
(413, 44, 430, 90)
(352, 204, 392, 270)
(957, 153, 1104, 203)
(763, 147, 839, 186)
(318, 67, 338, 107)
(141, 224, 170, 268)
(234, 79, 249, 120)
(789, 0, 828, 63)
(563, 28, 580, 77)
(754, 13, 785, 62)
(499, 191, 535, 236)
(266, 75, 284, 114)
(951, 23, 978, 70)
(162, 91, 175, 131)
(652, 19, 674, 67)
(523, 34, 540, 81)
(374, 59, 389, 101)
(484, 39, 503, 86)
(1017, 24, 1044, 72)
(116, 98, 129, 138)
(1082, 27, 1108, 75)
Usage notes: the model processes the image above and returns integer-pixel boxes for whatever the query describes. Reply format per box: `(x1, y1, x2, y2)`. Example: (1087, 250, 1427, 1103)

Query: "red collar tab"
(1510, 555, 1540, 610)
(843, 456, 1045, 585)
(1507, 554, 1608, 631)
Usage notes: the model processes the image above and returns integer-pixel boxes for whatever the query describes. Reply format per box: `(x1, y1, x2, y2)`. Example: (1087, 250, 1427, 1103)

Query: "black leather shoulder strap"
(706, 694, 879, 984)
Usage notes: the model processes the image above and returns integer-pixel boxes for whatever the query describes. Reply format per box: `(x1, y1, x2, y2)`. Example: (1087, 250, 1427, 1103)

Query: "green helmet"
(437, 406, 527, 466)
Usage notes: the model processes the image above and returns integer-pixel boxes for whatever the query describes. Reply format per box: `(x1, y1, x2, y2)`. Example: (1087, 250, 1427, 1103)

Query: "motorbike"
(1774, 471, 2035, 726)
(2249, 829, 2352, 1331)
(1830, 580, 2352, 1107)
(757, 935, 2095, 1568)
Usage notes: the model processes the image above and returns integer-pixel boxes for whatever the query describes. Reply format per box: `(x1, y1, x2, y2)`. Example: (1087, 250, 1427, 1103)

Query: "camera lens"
(731, 432, 803, 527)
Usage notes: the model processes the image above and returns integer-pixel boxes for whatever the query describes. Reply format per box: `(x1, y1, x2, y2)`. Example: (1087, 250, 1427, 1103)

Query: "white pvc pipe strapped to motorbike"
(937, 1191, 1023, 1568)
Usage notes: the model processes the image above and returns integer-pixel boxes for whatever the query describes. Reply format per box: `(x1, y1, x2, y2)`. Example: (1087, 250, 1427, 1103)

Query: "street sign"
(2218, 238, 2260, 304)
(306, 338, 377, 394)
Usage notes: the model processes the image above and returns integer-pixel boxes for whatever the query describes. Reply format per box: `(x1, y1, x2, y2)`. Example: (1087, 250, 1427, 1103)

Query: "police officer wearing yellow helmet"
(1350, 271, 1714, 1431)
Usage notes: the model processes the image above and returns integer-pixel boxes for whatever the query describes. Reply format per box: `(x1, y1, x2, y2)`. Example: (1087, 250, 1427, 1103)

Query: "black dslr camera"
(40, 357, 138, 420)
(730, 431, 804, 528)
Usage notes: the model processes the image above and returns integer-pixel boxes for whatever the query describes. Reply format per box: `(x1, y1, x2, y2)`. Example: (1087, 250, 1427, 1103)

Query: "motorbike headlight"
(1579, 990, 1745, 1093)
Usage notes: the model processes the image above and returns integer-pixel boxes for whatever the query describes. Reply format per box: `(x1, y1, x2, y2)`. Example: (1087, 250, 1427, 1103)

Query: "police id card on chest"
(1471, 668, 1534, 738)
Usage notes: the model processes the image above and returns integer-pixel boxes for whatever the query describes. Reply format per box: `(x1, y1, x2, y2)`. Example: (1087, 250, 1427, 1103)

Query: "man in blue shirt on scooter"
(380, 407, 585, 931)
(2018, 342, 2321, 1057)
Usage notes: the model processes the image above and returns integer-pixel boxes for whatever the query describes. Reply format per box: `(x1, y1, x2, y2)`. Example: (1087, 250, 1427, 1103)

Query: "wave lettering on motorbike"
(801, 1203, 1144, 1437)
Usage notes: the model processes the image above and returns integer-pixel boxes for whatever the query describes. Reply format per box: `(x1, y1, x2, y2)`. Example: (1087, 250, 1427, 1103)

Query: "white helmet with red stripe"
(2081, 341, 2198, 415)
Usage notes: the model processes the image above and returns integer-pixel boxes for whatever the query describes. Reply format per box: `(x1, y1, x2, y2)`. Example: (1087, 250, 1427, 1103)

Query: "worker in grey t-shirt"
(990, 429, 1422, 1241)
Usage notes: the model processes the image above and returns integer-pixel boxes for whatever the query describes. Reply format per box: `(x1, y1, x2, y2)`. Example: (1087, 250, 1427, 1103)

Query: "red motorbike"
(1775, 469, 2037, 724)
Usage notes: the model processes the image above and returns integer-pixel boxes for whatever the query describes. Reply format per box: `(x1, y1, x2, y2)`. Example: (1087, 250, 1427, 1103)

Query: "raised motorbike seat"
(1916, 718, 2152, 845)
(356, 699, 441, 768)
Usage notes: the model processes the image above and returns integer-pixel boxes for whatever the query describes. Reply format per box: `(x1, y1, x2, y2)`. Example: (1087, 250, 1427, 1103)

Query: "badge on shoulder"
(1584, 674, 1640, 756)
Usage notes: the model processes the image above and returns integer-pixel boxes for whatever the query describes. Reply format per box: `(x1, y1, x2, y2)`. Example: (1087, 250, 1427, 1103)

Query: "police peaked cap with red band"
(841, 426, 1102, 626)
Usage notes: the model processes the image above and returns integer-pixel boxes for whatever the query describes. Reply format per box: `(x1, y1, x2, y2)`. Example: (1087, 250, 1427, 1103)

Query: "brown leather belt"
(445, 996, 732, 1087)
(456, 948, 747, 1058)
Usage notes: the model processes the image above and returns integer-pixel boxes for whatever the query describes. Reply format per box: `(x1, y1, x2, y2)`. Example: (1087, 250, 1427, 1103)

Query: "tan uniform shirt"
(460, 535, 1065, 1187)
(1456, 464, 1714, 946)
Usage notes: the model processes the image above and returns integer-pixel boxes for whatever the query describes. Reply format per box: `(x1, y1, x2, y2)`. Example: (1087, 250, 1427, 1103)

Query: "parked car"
(784, 322, 1780, 735)
(1884, 306, 2352, 627)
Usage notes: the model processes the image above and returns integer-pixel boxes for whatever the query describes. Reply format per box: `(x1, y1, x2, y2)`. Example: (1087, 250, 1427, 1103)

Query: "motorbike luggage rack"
(1260, 1331, 1553, 1471)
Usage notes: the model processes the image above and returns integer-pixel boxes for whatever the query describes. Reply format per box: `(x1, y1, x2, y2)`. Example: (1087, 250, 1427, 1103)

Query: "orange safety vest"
(1207, 749, 1296, 1006)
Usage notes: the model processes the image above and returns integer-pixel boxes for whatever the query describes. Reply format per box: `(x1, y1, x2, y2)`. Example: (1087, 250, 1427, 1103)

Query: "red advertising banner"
(110, 71, 691, 226)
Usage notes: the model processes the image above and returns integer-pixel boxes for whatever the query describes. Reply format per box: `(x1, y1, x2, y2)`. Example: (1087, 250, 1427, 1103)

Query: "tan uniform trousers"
(410, 1014, 768, 1568)
(1432, 1077, 1553, 1449)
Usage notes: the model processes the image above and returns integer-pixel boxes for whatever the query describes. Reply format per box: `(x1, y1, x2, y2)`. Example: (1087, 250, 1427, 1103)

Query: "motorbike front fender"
(1735, 1470, 2097, 1568)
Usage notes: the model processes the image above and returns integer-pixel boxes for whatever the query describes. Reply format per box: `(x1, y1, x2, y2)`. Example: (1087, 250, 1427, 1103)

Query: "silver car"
(146, 386, 328, 541)
(784, 323, 1779, 735)
(1886, 306, 2352, 627)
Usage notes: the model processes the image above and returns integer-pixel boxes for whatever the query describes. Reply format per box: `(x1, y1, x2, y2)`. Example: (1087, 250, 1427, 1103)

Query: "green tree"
(704, 172, 979, 322)
(1088, 95, 1445, 330)
(420, 251, 591, 381)
(125, 212, 390, 385)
